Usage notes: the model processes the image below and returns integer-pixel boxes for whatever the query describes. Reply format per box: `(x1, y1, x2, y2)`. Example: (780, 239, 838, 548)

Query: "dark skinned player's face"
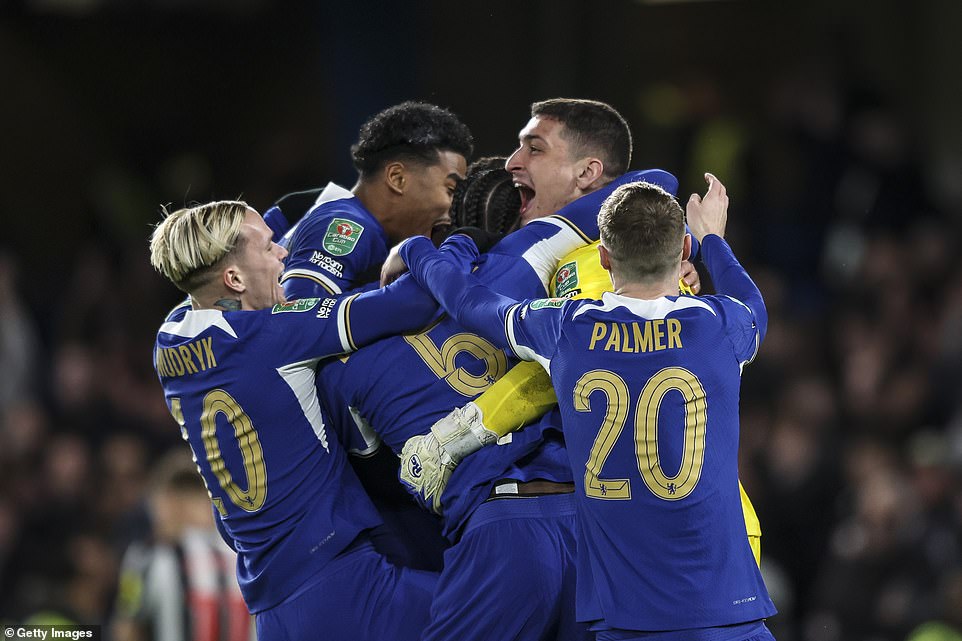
(400, 150, 467, 239)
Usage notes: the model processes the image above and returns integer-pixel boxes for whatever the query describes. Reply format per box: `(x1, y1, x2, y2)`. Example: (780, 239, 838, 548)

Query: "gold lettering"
(155, 347, 169, 377)
(202, 337, 217, 369)
(164, 349, 176, 375)
(588, 323, 607, 351)
(633, 322, 653, 352)
(604, 323, 621, 352)
(158, 338, 218, 378)
(621, 323, 631, 352)
(189, 341, 208, 371)
(178, 346, 199, 374)
(168, 348, 186, 376)
(667, 318, 683, 349)
(652, 319, 665, 350)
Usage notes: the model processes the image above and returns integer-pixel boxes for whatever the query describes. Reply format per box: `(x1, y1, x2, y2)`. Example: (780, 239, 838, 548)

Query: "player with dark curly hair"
(272, 101, 473, 297)
(260, 102, 473, 574)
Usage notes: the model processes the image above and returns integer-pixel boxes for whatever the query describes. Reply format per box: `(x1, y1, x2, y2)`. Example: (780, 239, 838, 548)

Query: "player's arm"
(471, 360, 556, 436)
(686, 173, 768, 356)
(548, 168, 679, 240)
(400, 236, 517, 348)
(508, 169, 682, 290)
(271, 275, 437, 365)
(296, 234, 479, 357)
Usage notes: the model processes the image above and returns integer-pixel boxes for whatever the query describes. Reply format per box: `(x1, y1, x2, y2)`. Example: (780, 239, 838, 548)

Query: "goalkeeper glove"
(399, 402, 497, 514)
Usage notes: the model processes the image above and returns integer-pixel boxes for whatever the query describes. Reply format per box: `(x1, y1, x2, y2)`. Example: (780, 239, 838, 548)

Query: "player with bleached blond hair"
(149, 200, 480, 641)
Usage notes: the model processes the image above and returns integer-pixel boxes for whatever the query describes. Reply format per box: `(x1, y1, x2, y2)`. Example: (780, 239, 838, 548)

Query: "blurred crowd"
(1, 67, 961, 641)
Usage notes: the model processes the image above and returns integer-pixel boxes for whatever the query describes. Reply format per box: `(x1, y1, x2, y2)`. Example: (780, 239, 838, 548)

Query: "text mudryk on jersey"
(587, 318, 683, 353)
(156, 336, 217, 377)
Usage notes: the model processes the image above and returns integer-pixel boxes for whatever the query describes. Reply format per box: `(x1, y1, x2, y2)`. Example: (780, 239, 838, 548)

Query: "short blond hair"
(149, 200, 250, 293)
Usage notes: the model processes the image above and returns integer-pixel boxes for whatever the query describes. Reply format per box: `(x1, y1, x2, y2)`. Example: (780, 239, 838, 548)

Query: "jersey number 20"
(574, 366, 706, 501)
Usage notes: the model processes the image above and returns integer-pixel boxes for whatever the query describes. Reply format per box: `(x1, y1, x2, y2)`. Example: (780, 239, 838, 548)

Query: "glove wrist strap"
(433, 402, 497, 463)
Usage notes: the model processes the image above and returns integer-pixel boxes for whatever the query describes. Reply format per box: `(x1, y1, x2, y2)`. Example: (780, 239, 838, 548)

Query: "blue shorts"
(595, 620, 776, 641)
(422, 492, 592, 641)
(255, 537, 437, 641)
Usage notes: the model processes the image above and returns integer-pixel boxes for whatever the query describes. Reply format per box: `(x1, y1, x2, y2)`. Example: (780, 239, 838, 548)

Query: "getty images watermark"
(3, 626, 100, 640)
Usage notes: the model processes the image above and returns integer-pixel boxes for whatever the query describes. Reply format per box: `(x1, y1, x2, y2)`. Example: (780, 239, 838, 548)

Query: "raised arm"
(686, 173, 768, 344)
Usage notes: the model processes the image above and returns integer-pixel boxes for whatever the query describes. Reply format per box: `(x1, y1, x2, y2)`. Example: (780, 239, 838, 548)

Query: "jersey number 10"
(169, 391, 268, 515)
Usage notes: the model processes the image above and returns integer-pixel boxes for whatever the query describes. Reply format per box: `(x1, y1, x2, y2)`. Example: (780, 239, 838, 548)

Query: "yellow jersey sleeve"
(739, 482, 762, 566)
(475, 242, 609, 436)
(473, 361, 557, 437)
(550, 242, 610, 299)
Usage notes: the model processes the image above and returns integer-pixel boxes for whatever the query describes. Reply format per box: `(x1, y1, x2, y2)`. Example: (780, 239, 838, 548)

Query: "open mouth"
(515, 184, 535, 216)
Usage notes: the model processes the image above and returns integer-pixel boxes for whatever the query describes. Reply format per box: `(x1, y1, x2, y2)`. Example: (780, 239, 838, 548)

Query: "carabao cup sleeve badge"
(554, 260, 579, 297)
(323, 218, 365, 256)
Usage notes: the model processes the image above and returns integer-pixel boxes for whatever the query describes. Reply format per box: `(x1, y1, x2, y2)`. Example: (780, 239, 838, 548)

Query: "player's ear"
(598, 243, 613, 273)
(385, 162, 406, 196)
(224, 264, 245, 294)
(576, 157, 605, 190)
(682, 234, 692, 261)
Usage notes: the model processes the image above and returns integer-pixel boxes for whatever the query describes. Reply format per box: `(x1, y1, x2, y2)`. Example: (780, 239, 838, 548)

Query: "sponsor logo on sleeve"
(316, 297, 337, 319)
(529, 298, 566, 310)
(309, 251, 345, 277)
(323, 218, 364, 256)
(554, 260, 580, 298)
(271, 298, 320, 314)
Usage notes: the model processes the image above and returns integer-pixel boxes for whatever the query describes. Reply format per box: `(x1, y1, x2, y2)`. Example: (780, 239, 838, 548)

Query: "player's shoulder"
(301, 186, 374, 229)
(157, 306, 270, 349)
(291, 192, 384, 257)
(701, 293, 755, 319)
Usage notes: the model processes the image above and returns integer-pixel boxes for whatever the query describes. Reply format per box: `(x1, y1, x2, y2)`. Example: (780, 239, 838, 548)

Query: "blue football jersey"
(280, 183, 389, 297)
(399, 233, 777, 631)
(316, 223, 584, 537)
(318, 171, 678, 538)
(153, 276, 440, 613)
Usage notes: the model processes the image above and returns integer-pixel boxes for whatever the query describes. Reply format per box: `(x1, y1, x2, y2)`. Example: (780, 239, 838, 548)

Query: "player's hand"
(679, 260, 701, 295)
(398, 402, 498, 514)
(449, 227, 505, 254)
(399, 432, 455, 514)
(686, 173, 729, 242)
(380, 242, 410, 286)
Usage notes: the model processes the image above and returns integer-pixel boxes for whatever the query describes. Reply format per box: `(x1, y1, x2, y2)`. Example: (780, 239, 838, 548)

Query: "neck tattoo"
(214, 298, 241, 311)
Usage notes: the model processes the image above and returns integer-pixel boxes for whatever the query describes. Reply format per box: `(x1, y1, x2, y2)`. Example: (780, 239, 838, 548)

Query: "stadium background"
(2, 0, 962, 639)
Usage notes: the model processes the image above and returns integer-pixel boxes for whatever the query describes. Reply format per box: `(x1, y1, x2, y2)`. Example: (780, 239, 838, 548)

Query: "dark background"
(2, 1, 962, 640)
